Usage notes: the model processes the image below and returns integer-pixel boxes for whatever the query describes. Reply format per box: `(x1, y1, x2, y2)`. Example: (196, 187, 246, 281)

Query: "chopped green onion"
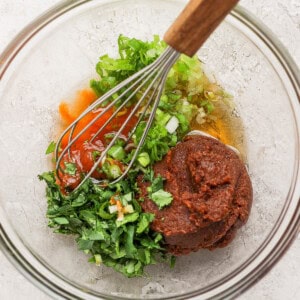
(155, 108, 171, 126)
(137, 152, 150, 167)
(108, 205, 118, 214)
(110, 165, 122, 179)
(123, 204, 134, 214)
(165, 116, 179, 134)
(108, 145, 126, 160)
(102, 161, 122, 179)
(121, 192, 133, 206)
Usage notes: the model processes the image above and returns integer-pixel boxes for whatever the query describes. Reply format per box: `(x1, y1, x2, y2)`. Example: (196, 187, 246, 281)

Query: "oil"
(191, 101, 247, 161)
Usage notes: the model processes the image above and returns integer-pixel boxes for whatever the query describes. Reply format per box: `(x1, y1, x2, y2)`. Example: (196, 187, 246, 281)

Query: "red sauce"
(138, 135, 252, 255)
(57, 89, 137, 190)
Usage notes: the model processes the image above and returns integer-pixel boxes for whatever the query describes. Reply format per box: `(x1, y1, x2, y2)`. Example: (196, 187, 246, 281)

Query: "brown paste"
(138, 135, 252, 255)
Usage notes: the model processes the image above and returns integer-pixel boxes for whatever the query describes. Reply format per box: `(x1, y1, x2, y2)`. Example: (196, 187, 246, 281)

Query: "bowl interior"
(0, 0, 298, 299)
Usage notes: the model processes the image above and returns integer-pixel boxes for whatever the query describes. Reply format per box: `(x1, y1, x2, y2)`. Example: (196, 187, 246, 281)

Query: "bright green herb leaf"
(38, 172, 55, 184)
(137, 213, 155, 234)
(77, 238, 94, 250)
(64, 162, 77, 175)
(148, 175, 164, 193)
(150, 189, 173, 209)
(53, 217, 69, 225)
(45, 141, 56, 155)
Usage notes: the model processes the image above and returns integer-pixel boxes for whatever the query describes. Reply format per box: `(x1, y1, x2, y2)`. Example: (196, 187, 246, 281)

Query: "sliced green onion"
(109, 164, 122, 179)
(155, 108, 171, 126)
(107, 145, 126, 160)
(121, 192, 133, 205)
(102, 161, 122, 179)
(165, 116, 179, 134)
(98, 202, 114, 219)
(108, 205, 118, 214)
(137, 152, 150, 167)
(123, 204, 134, 214)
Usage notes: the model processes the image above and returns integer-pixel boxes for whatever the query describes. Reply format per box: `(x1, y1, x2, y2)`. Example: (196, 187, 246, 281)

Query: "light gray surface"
(0, 0, 299, 299)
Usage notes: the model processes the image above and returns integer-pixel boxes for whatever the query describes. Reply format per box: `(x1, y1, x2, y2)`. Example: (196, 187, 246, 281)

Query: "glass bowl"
(0, 0, 299, 299)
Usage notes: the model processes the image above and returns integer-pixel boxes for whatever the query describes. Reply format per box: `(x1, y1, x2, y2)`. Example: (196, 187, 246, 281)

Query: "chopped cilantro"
(150, 189, 173, 209)
(39, 173, 168, 277)
(92, 150, 101, 161)
(148, 175, 164, 193)
(64, 162, 77, 175)
(137, 213, 155, 234)
(45, 141, 56, 155)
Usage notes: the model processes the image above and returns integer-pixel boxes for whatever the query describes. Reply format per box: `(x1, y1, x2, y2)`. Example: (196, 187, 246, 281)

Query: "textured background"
(0, 0, 299, 299)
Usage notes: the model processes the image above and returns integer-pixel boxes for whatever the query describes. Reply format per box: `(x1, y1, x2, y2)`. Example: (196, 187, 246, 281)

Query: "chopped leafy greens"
(38, 172, 168, 277)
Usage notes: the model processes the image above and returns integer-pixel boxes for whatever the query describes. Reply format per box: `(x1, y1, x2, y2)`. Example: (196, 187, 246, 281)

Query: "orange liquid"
(57, 89, 137, 189)
(191, 101, 246, 160)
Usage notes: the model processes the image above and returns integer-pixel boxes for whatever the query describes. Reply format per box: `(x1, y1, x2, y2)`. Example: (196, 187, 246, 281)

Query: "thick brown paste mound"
(138, 135, 252, 255)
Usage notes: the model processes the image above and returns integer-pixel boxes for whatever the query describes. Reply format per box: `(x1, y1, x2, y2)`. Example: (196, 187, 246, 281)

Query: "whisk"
(55, 0, 239, 190)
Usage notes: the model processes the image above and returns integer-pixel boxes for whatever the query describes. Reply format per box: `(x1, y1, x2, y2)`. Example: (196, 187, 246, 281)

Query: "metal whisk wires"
(55, 47, 180, 190)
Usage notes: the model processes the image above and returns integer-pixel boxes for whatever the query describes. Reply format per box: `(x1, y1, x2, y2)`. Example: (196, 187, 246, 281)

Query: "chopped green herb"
(92, 150, 101, 161)
(64, 162, 77, 175)
(45, 141, 56, 155)
(53, 217, 69, 225)
(150, 189, 173, 209)
(137, 213, 155, 234)
(39, 173, 166, 277)
(149, 175, 164, 193)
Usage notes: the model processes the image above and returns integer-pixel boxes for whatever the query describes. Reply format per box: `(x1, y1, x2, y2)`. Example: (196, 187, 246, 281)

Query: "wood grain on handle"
(164, 0, 239, 57)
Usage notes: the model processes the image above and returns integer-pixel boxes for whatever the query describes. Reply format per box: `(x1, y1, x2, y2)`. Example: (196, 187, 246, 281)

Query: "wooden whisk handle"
(164, 0, 239, 57)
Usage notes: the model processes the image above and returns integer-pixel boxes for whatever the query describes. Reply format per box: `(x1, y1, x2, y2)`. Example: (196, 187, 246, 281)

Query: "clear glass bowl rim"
(0, 1, 299, 299)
